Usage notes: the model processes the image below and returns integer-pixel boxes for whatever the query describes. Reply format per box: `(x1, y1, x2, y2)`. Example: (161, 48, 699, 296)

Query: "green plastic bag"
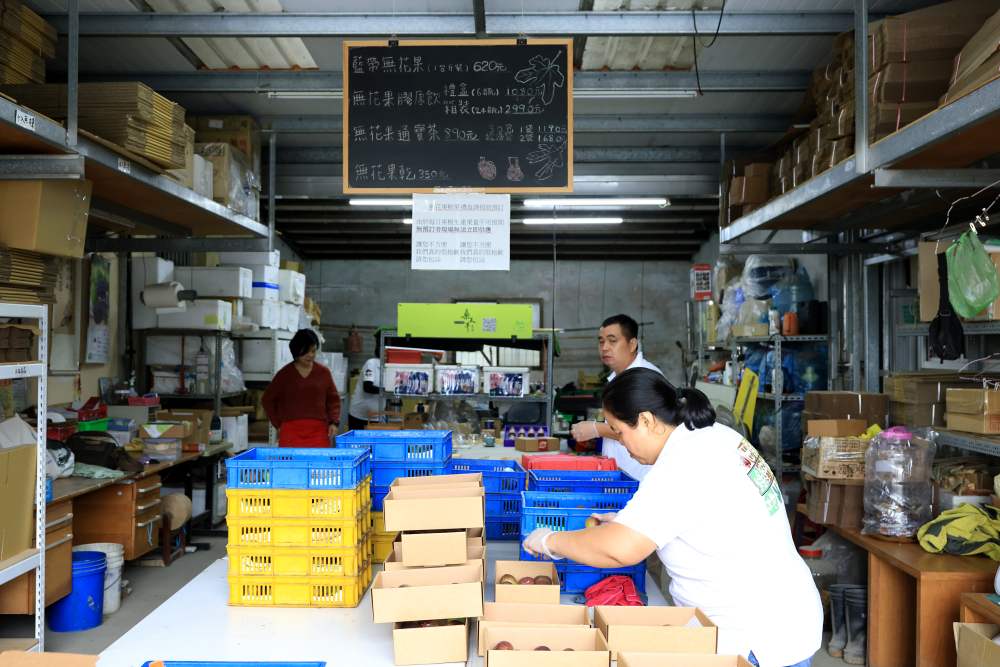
(947, 232, 1000, 318)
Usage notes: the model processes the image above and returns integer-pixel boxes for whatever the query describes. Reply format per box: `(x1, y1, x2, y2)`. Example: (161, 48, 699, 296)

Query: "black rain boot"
(826, 585, 849, 658)
(844, 588, 868, 666)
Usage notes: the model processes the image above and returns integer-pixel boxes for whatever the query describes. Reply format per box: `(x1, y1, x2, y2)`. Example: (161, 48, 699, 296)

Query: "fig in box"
(484, 626, 610, 667)
(371, 562, 484, 624)
(400, 529, 468, 567)
(393, 618, 469, 666)
(478, 602, 591, 656)
(383, 484, 485, 532)
(594, 606, 718, 660)
(495, 560, 560, 605)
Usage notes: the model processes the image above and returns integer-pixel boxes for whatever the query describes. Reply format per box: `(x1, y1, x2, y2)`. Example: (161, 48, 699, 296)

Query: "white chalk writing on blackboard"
(514, 54, 566, 106)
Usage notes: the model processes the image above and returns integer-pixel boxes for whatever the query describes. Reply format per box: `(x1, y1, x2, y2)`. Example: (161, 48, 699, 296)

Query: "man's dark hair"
(289, 328, 320, 359)
(601, 314, 639, 340)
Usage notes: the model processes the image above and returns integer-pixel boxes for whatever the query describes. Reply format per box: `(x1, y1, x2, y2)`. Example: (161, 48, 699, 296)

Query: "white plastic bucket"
(73, 543, 124, 614)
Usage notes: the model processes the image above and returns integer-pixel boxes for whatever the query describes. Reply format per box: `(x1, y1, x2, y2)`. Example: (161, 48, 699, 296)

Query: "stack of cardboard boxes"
(138, 418, 194, 463)
(941, 9, 1000, 105)
(192, 115, 262, 221)
(886, 373, 974, 428)
(373, 473, 486, 665)
(0, 0, 56, 85)
(166, 125, 213, 199)
(0, 324, 34, 363)
(726, 163, 771, 224)
(946, 388, 1000, 435)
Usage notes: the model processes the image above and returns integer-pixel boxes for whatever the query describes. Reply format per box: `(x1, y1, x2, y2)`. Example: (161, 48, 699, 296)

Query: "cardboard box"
(890, 401, 945, 428)
(618, 655, 754, 667)
(484, 627, 610, 667)
(868, 101, 937, 139)
(727, 177, 746, 206)
(192, 114, 261, 175)
(941, 51, 1000, 106)
(938, 488, 993, 512)
(886, 373, 971, 404)
(142, 438, 183, 461)
(950, 10, 1000, 88)
(495, 561, 560, 604)
(173, 266, 252, 299)
(392, 619, 469, 666)
(384, 541, 485, 574)
(744, 163, 770, 178)
(371, 563, 484, 624)
(384, 486, 485, 532)
(0, 180, 93, 258)
(954, 622, 1000, 667)
(947, 388, 1000, 415)
(140, 421, 193, 440)
(166, 124, 196, 189)
(478, 602, 591, 656)
(0, 654, 97, 667)
(806, 420, 868, 438)
(869, 59, 955, 103)
(468, 526, 485, 545)
(741, 175, 769, 205)
(516, 437, 558, 453)
(946, 412, 1000, 435)
(391, 472, 483, 488)
(400, 530, 468, 567)
(806, 477, 865, 530)
(157, 299, 233, 331)
(801, 434, 868, 481)
(196, 142, 260, 218)
(873, 0, 1000, 70)
(279, 269, 306, 305)
(804, 391, 890, 425)
(156, 408, 212, 445)
(0, 444, 35, 561)
(594, 606, 718, 660)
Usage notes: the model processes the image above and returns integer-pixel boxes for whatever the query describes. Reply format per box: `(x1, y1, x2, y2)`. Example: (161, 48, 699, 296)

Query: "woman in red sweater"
(262, 329, 341, 447)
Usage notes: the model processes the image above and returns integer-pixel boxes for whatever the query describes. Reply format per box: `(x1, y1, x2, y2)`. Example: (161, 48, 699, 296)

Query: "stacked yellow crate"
(370, 511, 399, 563)
(224, 448, 372, 608)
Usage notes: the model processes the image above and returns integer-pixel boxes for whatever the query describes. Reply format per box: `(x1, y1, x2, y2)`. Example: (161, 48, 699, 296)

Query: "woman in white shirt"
(523, 368, 822, 667)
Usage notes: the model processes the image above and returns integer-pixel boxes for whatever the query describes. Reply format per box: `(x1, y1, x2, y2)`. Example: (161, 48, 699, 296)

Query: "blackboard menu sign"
(342, 39, 573, 193)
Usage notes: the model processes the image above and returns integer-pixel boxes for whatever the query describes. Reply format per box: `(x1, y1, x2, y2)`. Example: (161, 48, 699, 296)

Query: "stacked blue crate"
(449, 458, 526, 540)
(336, 430, 452, 510)
(521, 471, 647, 594)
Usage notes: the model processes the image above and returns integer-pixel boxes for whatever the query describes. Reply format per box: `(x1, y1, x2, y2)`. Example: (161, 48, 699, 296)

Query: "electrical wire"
(932, 176, 1000, 252)
(690, 0, 728, 96)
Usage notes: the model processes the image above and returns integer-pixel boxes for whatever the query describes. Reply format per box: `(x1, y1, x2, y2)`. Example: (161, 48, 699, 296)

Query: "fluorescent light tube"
(348, 199, 412, 207)
(524, 198, 669, 208)
(522, 217, 624, 225)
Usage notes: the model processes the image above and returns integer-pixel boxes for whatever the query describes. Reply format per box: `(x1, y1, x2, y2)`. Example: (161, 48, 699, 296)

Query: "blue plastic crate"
(372, 484, 390, 512)
(142, 663, 326, 667)
(45, 477, 53, 503)
(485, 492, 522, 518)
(528, 470, 639, 495)
(371, 460, 450, 487)
(336, 429, 452, 463)
(226, 447, 371, 490)
(485, 517, 521, 540)
(521, 491, 632, 533)
(448, 458, 526, 493)
(557, 562, 647, 595)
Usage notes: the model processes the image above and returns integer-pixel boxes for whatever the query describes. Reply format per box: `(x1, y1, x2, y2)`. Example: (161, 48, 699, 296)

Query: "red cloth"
(262, 362, 340, 429)
(583, 575, 644, 607)
(278, 418, 330, 447)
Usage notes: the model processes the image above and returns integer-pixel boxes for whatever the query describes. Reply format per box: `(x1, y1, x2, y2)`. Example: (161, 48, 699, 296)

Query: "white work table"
(99, 541, 665, 667)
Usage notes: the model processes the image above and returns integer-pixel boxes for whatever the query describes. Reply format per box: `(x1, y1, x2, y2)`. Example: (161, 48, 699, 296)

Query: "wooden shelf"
(960, 593, 1000, 625)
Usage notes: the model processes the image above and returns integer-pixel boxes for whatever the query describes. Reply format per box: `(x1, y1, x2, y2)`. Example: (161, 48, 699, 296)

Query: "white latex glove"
(571, 420, 600, 442)
(522, 527, 564, 560)
(590, 512, 618, 524)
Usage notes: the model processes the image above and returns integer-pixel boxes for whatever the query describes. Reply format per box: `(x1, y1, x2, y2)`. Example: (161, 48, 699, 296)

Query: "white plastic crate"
(435, 365, 480, 395)
(383, 363, 433, 395)
(482, 366, 530, 397)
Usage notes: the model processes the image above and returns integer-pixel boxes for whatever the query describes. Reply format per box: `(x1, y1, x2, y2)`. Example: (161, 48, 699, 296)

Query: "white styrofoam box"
(131, 257, 174, 329)
(383, 363, 433, 395)
(145, 335, 220, 366)
(245, 263, 279, 301)
(193, 154, 213, 198)
(435, 365, 480, 395)
(218, 250, 280, 268)
(241, 336, 293, 374)
(320, 352, 348, 395)
(482, 366, 530, 397)
(278, 269, 306, 305)
(221, 414, 249, 452)
(173, 266, 252, 299)
(280, 303, 302, 332)
(244, 299, 281, 329)
(151, 368, 193, 394)
(107, 405, 156, 426)
(157, 299, 233, 331)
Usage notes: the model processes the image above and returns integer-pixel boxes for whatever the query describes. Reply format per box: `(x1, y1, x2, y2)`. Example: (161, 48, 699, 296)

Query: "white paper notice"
(411, 193, 511, 271)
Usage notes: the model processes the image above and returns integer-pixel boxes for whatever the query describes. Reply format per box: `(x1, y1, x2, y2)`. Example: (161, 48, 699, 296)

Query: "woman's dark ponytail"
(603, 368, 716, 431)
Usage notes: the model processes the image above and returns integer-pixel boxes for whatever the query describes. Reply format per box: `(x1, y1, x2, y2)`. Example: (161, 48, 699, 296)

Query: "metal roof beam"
(276, 146, 720, 164)
(293, 238, 705, 247)
(46, 12, 862, 37)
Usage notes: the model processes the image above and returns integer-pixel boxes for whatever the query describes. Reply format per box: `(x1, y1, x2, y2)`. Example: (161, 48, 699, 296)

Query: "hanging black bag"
(929, 252, 965, 361)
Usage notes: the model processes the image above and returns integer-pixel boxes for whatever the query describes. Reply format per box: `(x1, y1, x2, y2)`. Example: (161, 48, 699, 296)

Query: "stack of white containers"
(221, 249, 282, 331)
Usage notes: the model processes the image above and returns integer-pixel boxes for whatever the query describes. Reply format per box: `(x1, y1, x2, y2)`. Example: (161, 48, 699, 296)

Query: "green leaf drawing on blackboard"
(514, 54, 566, 106)
(527, 139, 567, 181)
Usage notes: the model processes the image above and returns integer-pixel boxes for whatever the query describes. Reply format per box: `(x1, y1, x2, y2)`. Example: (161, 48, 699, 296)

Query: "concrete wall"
(305, 259, 695, 388)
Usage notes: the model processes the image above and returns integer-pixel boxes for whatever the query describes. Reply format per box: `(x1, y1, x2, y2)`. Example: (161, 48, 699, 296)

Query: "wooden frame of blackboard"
(342, 38, 574, 194)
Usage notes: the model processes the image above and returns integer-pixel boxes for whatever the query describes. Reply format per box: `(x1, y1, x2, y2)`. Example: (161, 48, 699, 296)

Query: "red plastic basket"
(128, 395, 161, 407)
(520, 453, 617, 471)
(71, 397, 107, 422)
(47, 423, 77, 442)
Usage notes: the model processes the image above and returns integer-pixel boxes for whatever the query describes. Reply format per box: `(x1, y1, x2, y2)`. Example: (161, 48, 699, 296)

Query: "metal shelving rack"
(0, 304, 48, 653)
(234, 328, 293, 446)
(136, 329, 237, 418)
(377, 329, 555, 431)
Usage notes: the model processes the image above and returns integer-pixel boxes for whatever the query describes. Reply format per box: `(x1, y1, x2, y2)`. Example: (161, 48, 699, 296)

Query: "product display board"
(343, 39, 573, 193)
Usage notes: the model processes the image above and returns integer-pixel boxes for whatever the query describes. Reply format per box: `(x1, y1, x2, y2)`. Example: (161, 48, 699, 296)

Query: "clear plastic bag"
(741, 255, 795, 299)
(946, 232, 1000, 318)
(716, 278, 744, 343)
(863, 427, 938, 538)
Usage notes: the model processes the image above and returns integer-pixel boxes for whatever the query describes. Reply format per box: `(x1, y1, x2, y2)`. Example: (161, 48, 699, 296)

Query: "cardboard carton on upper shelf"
(946, 388, 1000, 415)
(868, 59, 955, 104)
(0, 443, 35, 561)
(871, 0, 1000, 71)
(804, 392, 889, 425)
(0, 179, 92, 258)
(483, 626, 610, 667)
(941, 50, 1000, 107)
(954, 622, 1000, 667)
(946, 412, 1000, 435)
(618, 655, 754, 667)
(370, 562, 484, 624)
(477, 602, 591, 656)
(950, 10, 1000, 89)
(885, 373, 972, 404)
(166, 124, 196, 189)
(383, 485, 485, 532)
(191, 114, 262, 176)
(728, 177, 746, 206)
(868, 101, 938, 140)
(594, 606, 718, 660)
(495, 560, 560, 605)
(392, 618, 469, 666)
(805, 476, 864, 530)
(801, 419, 869, 481)
(890, 401, 945, 428)
(196, 142, 260, 220)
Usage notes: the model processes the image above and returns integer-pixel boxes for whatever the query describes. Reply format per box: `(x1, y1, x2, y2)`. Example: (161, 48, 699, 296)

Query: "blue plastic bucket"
(48, 551, 107, 632)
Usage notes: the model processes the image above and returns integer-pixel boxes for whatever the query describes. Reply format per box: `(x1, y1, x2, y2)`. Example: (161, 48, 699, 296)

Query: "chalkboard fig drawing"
(515, 54, 566, 106)
(527, 139, 567, 181)
(478, 156, 497, 180)
(507, 157, 524, 182)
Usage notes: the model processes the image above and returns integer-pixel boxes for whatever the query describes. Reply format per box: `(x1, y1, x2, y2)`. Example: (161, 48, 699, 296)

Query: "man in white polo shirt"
(571, 313, 663, 480)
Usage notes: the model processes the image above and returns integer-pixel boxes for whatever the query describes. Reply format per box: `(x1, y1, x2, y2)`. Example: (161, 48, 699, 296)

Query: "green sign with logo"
(397, 303, 534, 339)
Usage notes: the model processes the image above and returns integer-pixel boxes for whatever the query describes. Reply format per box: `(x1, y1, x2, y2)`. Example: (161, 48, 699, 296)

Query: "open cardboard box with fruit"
(484, 626, 610, 667)
(619, 654, 753, 667)
(391, 472, 483, 488)
(478, 602, 591, 656)
(385, 541, 486, 579)
(392, 618, 470, 666)
(594, 606, 718, 659)
(383, 485, 485, 532)
(371, 562, 484, 623)
(495, 560, 561, 604)
(399, 529, 468, 567)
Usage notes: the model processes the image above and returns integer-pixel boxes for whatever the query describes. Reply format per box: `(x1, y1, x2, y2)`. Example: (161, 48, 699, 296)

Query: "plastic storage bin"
(371, 461, 450, 487)
(521, 453, 617, 471)
(528, 470, 639, 495)
(227, 541, 369, 578)
(77, 417, 110, 432)
(227, 511, 369, 549)
(337, 430, 452, 463)
(483, 367, 529, 397)
(228, 563, 372, 608)
(557, 562, 647, 595)
(226, 447, 371, 490)
(521, 491, 632, 533)
(435, 365, 480, 395)
(449, 458, 526, 493)
(485, 517, 521, 540)
(485, 493, 522, 518)
(383, 363, 433, 395)
(226, 481, 371, 521)
(371, 484, 390, 512)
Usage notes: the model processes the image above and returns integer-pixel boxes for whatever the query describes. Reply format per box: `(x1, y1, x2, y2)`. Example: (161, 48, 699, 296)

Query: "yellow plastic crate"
(226, 478, 371, 521)
(228, 561, 372, 608)
(228, 512, 367, 548)
(372, 533, 398, 563)
(372, 511, 385, 534)
(227, 539, 369, 577)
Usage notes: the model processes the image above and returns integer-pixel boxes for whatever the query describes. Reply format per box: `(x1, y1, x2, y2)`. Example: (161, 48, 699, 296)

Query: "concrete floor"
(15, 539, 853, 665)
